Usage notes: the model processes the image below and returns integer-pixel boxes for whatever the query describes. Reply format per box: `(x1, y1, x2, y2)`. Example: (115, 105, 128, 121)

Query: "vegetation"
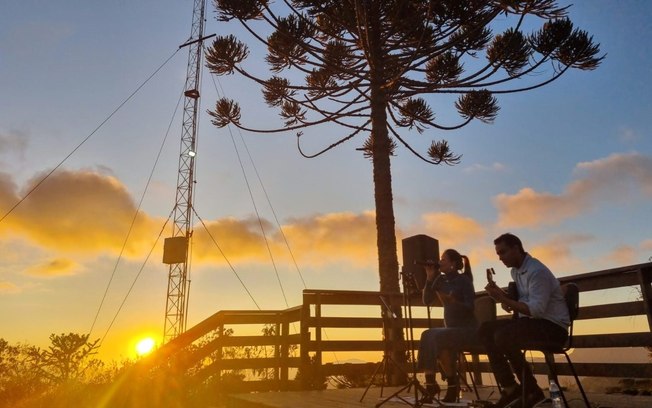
(0, 325, 311, 407)
(0, 333, 110, 408)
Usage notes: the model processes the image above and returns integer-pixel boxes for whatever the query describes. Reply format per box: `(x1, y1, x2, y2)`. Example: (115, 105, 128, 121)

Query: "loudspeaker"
(401, 234, 439, 291)
(163, 236, 189, 264)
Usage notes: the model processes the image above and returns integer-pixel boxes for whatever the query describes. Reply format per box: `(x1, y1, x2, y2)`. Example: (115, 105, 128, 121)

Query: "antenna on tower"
(162, 0, 214, 343)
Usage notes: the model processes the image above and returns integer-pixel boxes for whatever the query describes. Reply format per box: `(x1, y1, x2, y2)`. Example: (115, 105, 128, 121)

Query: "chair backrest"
(474, 295, 496, 325)
(562, 282, 580, 350)
(562, 282, 580, 322)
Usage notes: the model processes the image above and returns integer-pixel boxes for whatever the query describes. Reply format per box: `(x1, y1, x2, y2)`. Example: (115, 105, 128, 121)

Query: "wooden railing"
(134, 262, 652, 392)
(133, 306, 304, 392)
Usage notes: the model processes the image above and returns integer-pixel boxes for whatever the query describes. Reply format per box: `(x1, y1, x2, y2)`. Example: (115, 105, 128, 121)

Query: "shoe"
(420, 381, 441, 404)
(441, 380, 459, 403)
(492, 384, 521, 408)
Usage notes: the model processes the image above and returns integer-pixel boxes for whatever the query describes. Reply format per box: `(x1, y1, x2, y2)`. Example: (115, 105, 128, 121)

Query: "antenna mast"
(162, 0, 207, 342)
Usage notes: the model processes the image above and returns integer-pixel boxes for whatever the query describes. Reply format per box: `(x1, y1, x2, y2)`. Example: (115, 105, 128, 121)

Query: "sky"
(1, 1, 651, 361)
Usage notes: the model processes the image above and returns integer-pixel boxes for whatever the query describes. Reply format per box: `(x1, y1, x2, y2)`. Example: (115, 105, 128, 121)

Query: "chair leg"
(520, 351, 529, 408)
(544, 352, 570, 408)
(563, 352, 591, 408)
(458, 353, 480, 400)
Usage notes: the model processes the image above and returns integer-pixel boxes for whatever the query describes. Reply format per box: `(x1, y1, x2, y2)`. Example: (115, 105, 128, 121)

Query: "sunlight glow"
(135, 337, 156, 356)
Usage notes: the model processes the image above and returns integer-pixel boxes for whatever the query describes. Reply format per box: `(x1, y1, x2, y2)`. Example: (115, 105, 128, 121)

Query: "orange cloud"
(600, 239, 652, 266)
(24, 257, 80, 277)
(0, 280, 20, 294)
(419, 212, 486, 247)
(0, 168, 382, 274)
(183, 211, 379, 267)
(573, 152, 652, 197)
(641, 239, 652, 252)
(1, 168, 163, 257)
(273, 211, 378, 267)
(605, 246, 637, 266)
(495, 187, 586, 228)
(496, 153, 652, 228)
(191, 216, 275, 262)
(528, 234, 593, 276)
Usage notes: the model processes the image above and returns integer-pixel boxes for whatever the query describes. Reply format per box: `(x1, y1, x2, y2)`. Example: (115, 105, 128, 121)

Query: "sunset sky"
(1, 1, 651, 361)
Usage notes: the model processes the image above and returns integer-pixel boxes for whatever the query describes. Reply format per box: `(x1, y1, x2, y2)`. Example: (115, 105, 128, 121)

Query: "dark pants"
(477, 318, 567, 390)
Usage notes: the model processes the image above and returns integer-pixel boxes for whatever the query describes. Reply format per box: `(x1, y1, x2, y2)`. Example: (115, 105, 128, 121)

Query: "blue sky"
(1, 1, 651, 360)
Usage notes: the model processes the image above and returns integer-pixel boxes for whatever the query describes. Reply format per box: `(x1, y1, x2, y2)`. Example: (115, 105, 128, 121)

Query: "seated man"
(479, 233, 570, 408)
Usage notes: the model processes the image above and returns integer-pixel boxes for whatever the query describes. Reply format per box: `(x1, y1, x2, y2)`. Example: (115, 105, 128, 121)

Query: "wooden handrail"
(132, 262, 652, 394)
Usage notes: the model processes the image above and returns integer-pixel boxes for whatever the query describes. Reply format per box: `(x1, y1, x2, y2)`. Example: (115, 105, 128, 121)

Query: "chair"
(457, 295, 497, 400)
(520, 282, 590, 408)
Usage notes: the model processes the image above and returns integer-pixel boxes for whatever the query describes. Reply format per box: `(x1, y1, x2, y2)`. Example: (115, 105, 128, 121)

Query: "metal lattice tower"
(163, 0, 207, 343)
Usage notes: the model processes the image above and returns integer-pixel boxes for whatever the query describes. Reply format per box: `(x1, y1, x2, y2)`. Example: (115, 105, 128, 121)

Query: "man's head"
(494, 233, 526, 268)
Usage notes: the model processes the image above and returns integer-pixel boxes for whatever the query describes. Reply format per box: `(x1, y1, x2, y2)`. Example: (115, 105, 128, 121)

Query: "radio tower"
(162, 0, 209, 342)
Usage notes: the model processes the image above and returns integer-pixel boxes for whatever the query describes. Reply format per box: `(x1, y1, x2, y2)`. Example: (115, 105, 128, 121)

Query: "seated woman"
(416, 249, 477, 403)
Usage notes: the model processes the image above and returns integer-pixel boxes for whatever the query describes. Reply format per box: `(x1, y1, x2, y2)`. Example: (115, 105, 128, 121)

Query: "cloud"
(1, 168, 163, 257)
(618, 127, 639, 143)
(282, 211, 378, 266)
(192, 216, 277, 263)
(0, 171, 18, 212)
(495, 187, 585, 228)
(192, 211, 378, 267)
(24, 258, 80, 277)
(528, 234, 593, 276)
(464, 162, 506, 173)
(496, 153, 652, 228)
(0, 129, 29, 159)
(0, 280, 20, 294)
(574, 152, 652, 196)
(418, 212, 486, 247)
(641, 240, 652, 251)
(605, 246, 638, 266)
(0, 168, 383, 272)
(601, 239, 652, 266)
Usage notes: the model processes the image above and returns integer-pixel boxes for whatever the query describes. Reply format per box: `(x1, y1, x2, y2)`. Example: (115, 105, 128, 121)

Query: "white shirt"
(512, 254, 570, 330)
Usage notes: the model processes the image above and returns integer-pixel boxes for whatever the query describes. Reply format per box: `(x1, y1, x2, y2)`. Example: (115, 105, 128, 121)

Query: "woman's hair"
(442, 248, 473, 282)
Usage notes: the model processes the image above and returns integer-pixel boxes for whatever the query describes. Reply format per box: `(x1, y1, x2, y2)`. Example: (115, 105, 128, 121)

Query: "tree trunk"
(370, 101, 399, 294)
(367, 3, 405, 385)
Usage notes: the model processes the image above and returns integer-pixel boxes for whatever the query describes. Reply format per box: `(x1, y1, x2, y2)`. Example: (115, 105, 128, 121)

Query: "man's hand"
(485, 283, 523, 315)
(484, 283, 507, 302)
(485, 284, 514, 312)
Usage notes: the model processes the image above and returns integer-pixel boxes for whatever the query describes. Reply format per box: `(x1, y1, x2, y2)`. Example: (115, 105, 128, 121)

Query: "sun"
(135, 337, 156, 356)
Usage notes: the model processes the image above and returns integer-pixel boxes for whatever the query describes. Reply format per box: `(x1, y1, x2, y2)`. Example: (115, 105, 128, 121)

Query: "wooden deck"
(224, 385, 652, 408)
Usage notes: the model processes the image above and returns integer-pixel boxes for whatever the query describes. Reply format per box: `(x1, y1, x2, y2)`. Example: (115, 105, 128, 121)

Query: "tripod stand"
(360, 295, 408, 402)
(373, 270, 440, 408)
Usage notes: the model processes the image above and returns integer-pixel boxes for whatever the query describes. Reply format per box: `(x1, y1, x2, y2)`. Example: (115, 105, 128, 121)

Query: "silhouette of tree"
(205, 0, 603, 373)
(0, 339, 46, 406)
(35, 333, 101, 383)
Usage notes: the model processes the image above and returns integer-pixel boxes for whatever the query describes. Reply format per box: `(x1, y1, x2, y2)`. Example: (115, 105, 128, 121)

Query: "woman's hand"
(424, 261, 439, 281)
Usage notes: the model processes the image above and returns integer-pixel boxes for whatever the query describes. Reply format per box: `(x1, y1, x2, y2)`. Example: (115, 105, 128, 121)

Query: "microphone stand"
(374, 269, 439, 408)
(360, 295, 405, 402)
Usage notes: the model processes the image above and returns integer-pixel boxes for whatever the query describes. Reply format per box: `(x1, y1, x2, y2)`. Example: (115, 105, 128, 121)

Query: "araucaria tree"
(206, 0, 601, 307)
